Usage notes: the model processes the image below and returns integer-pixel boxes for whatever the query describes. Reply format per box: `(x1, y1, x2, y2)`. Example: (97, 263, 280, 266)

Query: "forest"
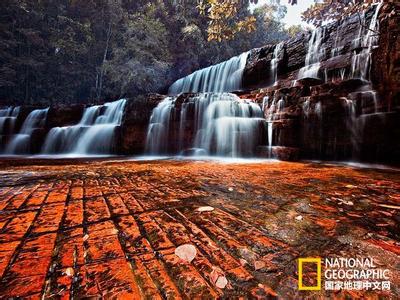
(0, 0, 294, 105)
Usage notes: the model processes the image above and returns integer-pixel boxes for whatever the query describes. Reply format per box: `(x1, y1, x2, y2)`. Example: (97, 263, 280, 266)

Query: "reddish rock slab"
(0, 158, 399, 298)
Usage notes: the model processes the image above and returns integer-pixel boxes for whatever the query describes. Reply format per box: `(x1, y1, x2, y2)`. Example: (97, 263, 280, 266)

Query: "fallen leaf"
(175, 244, 197, 263)
(210, 269, 220, 284)
(254, 260, 266, 270)
(345, 184, 357, 188)
(197, 206, 214, 212)
(210, 267, 227, 289)
(336, 198, 354, 206)
(295, 215, 303, 221)
(215, 276, 228, 289)
(65, 267, 74, 277)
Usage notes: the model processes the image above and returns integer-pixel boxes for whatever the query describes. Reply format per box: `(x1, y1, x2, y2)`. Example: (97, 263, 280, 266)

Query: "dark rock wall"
(120, 94, 165, 154)
(372, 3, 400, 112)
(239, 3, 400, 165)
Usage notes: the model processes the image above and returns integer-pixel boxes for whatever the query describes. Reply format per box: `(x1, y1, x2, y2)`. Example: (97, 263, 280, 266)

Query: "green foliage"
(0, 0, 290, 104)
(286, 24, 307, 38)
(104, 4, 172, 97)
(197, 0, 258, 41)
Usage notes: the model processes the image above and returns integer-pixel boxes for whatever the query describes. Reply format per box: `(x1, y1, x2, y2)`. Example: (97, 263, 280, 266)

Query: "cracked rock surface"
(0, 158, 399, 298)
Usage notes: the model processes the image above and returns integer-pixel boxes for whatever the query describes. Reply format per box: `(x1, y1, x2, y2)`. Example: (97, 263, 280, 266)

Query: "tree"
(197, 0, 379, 41)
(286, 24, 306, 37)
(197, 0, 258, 41)
(103, 3, 172, 97)
(302, 0, 379, 25)
(0, 0, 292, 104)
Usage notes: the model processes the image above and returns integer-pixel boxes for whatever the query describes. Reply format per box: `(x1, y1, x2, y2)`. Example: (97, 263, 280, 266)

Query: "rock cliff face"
(120, 94, 166, 154)
(0, 3, 398, 164)
(237, 3, 400, 164)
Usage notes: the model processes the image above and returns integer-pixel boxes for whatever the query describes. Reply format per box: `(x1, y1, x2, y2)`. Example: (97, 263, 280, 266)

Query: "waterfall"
(4, 108, 48, 154)
(351, 2, 382, 80)
(342, 3, 383, 159)
(42, 99, 126, 155)
(169, 52, 249, 95)
(148, 49, 264, 158)
(271, 42, 284, 85)
(265, 97, 285, 157)
(0, 107, 20, 137)
(298, 27, 325, 79)
(146, 93, 266, 157)
(145, 97, 173, 155)
(194, 94, 265, 157)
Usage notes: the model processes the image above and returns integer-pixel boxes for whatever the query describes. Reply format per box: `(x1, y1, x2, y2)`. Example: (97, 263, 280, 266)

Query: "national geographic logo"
(298, 258, 322, 290)
(298, 257, 392, 292)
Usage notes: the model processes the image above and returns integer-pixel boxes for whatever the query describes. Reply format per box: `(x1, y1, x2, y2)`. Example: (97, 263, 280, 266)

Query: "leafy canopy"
(199, 0, 378, 41)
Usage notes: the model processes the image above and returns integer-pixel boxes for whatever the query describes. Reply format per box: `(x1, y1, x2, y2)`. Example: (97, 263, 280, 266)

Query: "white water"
(145, 97, 173, 154)
(271, 42, 284, 85)
(169, 52, 248, 95)
(42, 99, 126, 155)
(194, 94, 265, 157)
(264, 97, 286, 157)
(4, 108, 48, 154)
(0, 107, 20, 136)
(298, 27, 325, 79)
(351, 2, 382, 80)
(146, 93, 266, 157)
(344, 3, 383, 157)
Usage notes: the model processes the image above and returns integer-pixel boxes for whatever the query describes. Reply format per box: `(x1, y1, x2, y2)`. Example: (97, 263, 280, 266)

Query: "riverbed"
(0, 158, 399, 298)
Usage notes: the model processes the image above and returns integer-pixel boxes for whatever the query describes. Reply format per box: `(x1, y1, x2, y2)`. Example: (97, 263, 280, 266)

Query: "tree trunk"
(96, 22, 112, 101)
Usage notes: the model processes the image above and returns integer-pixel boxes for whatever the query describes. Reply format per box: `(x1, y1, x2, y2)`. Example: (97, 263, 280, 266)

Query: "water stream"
(4, 108, 48, 154)
(42, 99, 126, 155)
(169, 52, 249, 95)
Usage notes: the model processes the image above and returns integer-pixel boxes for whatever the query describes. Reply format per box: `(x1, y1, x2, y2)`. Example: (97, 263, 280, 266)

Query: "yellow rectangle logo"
(298, 258, 322, 290)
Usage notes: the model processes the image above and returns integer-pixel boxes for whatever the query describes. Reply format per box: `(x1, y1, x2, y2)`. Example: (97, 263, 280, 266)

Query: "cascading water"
(146, 93, 266, 157)
(194, 94, 265, 157)
(265, 97, 285, 157)
(42, 99, 126, 155)
(271, 42, 284, 85)
(147, 48, 267, 158)
(301, 98, 324, 157)
(4, 108, 48, 154)
(298, 27, 325, 79)
(0, 107, 20, 137)
(351, 2, 382, 81)
(145, 98, 173, 155)
(343, 3, 383, 158)
(147, 4, 385, 161)
(168, 52, 248, 95)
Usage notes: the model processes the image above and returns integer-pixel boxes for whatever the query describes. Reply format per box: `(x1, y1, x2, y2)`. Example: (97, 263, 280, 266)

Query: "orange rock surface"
(0, 158, 399, 298)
